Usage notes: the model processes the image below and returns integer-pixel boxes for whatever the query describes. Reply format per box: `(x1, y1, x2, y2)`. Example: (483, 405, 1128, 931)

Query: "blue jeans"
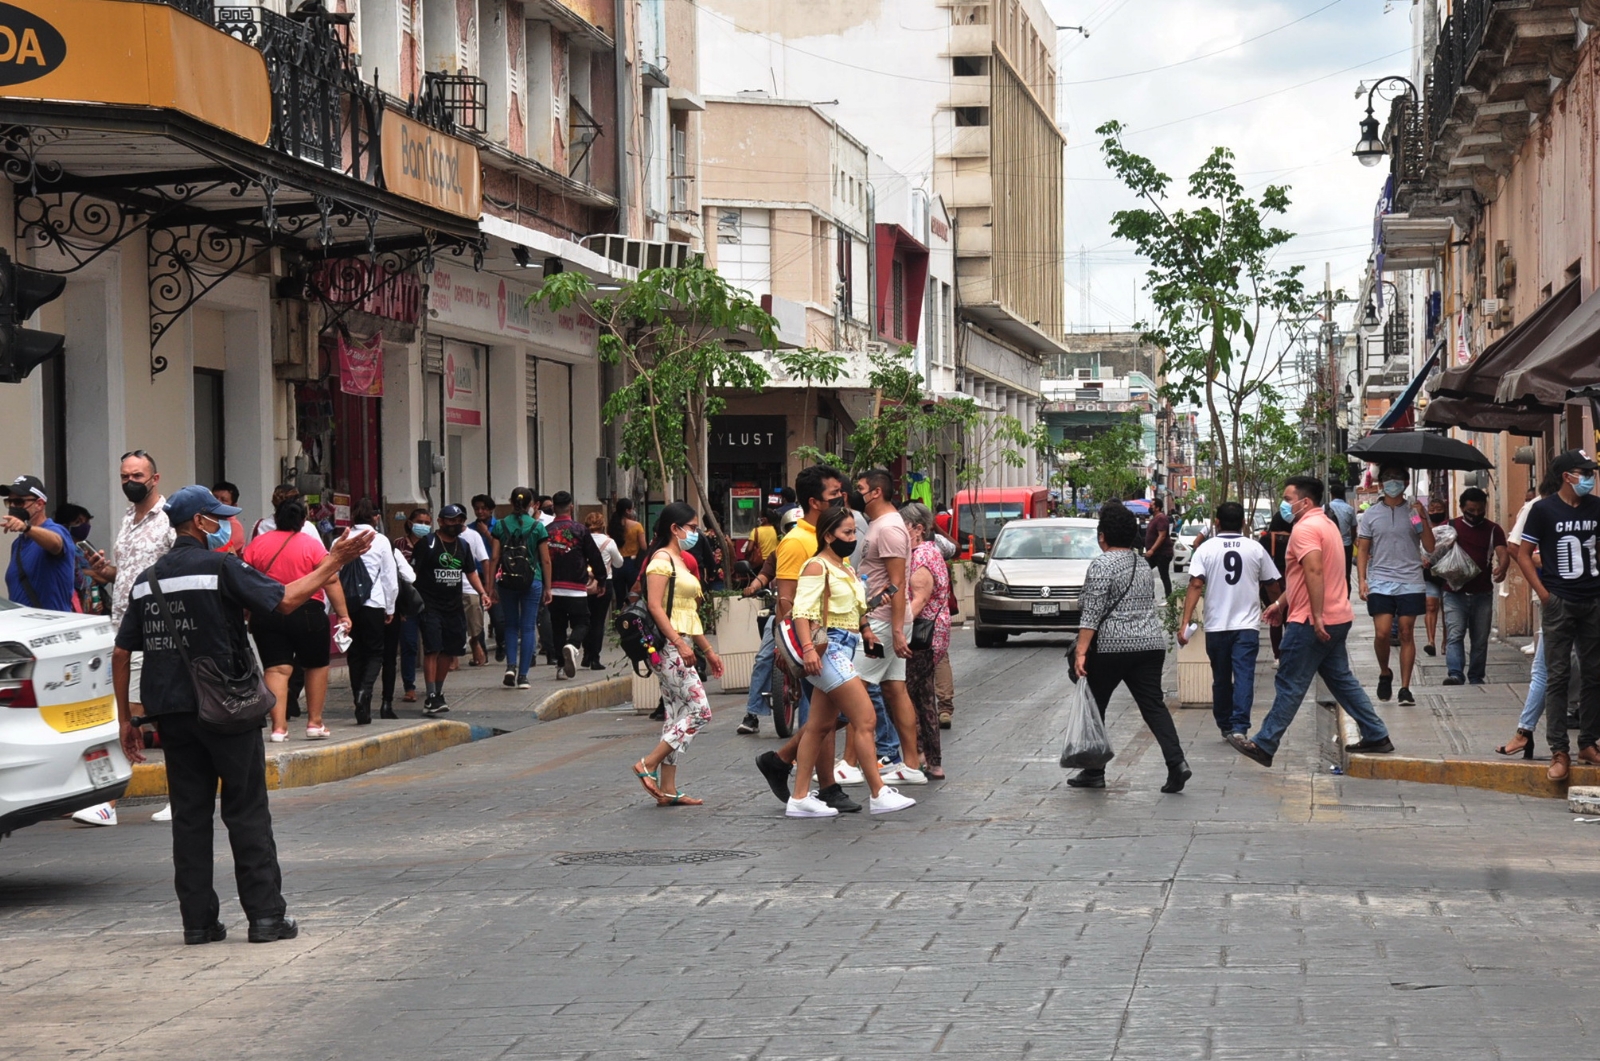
(1443, 591, 1492, 683)
(1205, 628, 1259, 735)
(501, 582, 543, 679)
(745, 619, 776, 716)
(1253, 621, 1388, 756)
(1519, 634, 1546, 732)
(867, 682, 903, 763)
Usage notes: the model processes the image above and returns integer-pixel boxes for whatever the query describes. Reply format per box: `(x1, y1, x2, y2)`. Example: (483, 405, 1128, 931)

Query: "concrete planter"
(950, 561, 980, 626)
(1176, 624, 1212, 707)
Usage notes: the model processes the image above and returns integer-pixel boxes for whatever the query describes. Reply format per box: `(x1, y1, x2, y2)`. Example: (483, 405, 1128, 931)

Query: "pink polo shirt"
(1284, 508, 1353, 626)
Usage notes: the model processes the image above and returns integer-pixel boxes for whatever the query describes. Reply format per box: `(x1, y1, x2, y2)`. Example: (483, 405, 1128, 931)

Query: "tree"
(1060, 420, 1147, 508)
(1235, 394, 1314, 510)
(535, 263, 798, 538)
(1098, 120, 1313, 504)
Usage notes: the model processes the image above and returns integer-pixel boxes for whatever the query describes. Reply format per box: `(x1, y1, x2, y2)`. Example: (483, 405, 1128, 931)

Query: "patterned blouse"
(1077, 549, 1165, 654)
(111, 499, 175, 626)
(910, 540, 952, 658)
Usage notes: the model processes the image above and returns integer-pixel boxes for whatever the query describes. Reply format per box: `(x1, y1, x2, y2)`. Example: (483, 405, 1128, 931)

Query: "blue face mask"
(205, 516, 232, 551)
(680, 529, 700, 551)
(1578, 475, 1596, 498)
(411, 523, 431, 538)
(1382, 480, 1407, 499)
(1279, 500, 1297, 524)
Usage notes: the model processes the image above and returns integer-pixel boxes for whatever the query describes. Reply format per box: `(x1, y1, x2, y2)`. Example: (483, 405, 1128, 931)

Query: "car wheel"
(974, 629, 1008, 648)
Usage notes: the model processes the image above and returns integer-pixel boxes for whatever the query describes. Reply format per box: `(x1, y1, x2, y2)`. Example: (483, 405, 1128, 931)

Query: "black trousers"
(154, 712, 286, 929)
(347, 607, 386, 719)
(1147, 556, 1173, 598)
(539, 603, 556, 663)
(547, 595, 590, 658)
(584, 592, 611, 666)
(1083, 648, 1185, 769)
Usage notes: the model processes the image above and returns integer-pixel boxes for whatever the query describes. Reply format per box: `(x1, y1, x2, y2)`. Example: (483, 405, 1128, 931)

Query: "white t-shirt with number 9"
(1188, 533, 1282, 633)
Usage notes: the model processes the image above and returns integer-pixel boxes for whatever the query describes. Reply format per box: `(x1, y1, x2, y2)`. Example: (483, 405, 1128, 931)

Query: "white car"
(0, 601, 131, 840)
(1170, 522, 1209, 575)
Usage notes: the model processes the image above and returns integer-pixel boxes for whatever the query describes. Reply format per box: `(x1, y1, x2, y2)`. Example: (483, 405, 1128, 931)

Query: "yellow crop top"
(791, 556, 867, 630)
(645, 550, 703, 636)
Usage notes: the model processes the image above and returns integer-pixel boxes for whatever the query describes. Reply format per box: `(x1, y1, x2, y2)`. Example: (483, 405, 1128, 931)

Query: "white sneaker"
(877, 759, 928, 785)
(869, 786, 916, 814)
(562, 643, 579, 679)
(786, 793, 839, 818)
(151, 804, 172, 822)
(71, 803, 117, 826)
(833, 762, 866, 786)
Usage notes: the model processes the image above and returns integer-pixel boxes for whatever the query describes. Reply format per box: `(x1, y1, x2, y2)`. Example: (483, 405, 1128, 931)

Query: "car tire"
(974, 629, 1008, 648)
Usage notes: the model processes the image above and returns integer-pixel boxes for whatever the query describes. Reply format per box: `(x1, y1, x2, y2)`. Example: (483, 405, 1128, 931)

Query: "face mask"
(203, 517, 232, 551)
(831, 537, 858, 558)
(121, 480, 151, 503)
(829, 495, 845, 510)
(848, 490, 868, 513)
(1279, 500, 1297, 524)
(411, 523, 431, 538)
(1462, 513, 1483, 526)
(70, 522, 92, 542)
(1578, 475, 1596, 498)
(1429, 513, 1447, 525)
(7, 505, 29, 522)
(439, 523, 464, 538)
(679, 529, 700, 551)
(1382, 480, 1406, 499)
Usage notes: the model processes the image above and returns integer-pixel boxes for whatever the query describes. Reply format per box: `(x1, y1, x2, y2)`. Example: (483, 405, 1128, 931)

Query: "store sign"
(312, 259, 422, 324)
(337, 332, 383, 397)
(0, 0, 271, 142)
(381, 111, 482, 219)
(708, 416, 786, 463)
(427, 262, 598, 358)
(443, 344, 480, 426)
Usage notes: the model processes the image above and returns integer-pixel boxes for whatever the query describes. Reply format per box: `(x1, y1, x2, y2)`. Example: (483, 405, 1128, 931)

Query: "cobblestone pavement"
(3, 629, 1599, 1060)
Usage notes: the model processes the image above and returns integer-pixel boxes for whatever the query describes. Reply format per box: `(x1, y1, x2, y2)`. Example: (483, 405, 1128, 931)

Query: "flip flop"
(656, 792, 703, 806)
(632, 760, 662, 799)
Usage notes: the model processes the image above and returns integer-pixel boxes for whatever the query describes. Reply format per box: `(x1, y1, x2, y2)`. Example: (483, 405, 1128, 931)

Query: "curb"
(124, 721, 485, 797)
(535, 676, 632, 721)
(1343, 752, 1600, 799)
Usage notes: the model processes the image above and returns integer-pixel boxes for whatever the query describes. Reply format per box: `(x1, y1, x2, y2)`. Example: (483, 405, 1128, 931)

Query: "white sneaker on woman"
(833, 762, 865, 786)
(786, 793, 839, 818)
(869, 787, 916, 814)
(877, 759, 927, 785)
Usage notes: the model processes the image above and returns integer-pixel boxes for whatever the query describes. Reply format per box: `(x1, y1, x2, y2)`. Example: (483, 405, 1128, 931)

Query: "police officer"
(112, 485, 372, 946)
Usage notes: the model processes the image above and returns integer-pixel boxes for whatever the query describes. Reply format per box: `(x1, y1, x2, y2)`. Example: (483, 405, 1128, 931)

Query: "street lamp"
(1353, 76, 1419, 167)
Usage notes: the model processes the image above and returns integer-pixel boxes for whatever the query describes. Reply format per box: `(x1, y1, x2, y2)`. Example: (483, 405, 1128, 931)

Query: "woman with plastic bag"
(1067, 501, 1191, 793)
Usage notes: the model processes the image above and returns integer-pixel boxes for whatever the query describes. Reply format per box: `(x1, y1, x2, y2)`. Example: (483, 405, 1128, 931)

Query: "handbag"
(909, 616, 936, 652)
(1063, 556, 1140, 684)
(615, 556, 676, 676)
(776, 563, 832, 674)
(148, 574, 276, 734)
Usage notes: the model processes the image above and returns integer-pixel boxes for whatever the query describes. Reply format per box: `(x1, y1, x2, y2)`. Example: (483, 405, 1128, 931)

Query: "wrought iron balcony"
(1425, 0, 1493, 143)
(418, 73, 487, 136)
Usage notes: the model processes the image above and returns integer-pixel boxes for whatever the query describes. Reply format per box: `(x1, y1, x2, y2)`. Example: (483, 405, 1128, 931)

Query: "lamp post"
(1353, 76, 1420, 167)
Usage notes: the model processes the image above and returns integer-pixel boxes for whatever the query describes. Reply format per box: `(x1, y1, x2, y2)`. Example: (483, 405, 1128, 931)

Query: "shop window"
(193, 369, 225, 489)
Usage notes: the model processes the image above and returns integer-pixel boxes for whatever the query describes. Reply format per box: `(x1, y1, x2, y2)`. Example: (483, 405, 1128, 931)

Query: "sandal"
(305, 724, 331, 740)
(632, 760, 662, 799)
(656, 792, 703, 806)
(269, 730, 289, 743)
(1496, 728, 1535, 760)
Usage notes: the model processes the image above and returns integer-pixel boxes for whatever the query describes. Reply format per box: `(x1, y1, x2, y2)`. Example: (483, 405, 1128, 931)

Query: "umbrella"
(1346, 431, 1493, 471)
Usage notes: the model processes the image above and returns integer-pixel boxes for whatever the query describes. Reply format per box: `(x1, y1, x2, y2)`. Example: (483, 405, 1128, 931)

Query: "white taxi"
(0, 600, 132, 840)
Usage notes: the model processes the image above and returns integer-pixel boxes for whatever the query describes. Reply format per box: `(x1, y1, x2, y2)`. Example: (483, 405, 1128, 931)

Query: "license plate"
(1032, 602, 1060, 616)
(40, 696, 114, 733)
(84, 746, 118, 788)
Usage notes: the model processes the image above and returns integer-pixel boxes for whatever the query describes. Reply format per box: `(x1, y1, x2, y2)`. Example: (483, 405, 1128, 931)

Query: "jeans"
(584, 592, 611, 666)
(806, 629, 861, 694)
(1519, 634, 1547, 732)
(1443, 591, 1493, 682)
(1254, 621, 1388, 756)
(501, 582, 543, 679)
(1541, 595, 1600, 754)
(1148, 555, 1173, 597)
(745, 619, 776, 716)
(1205, 628, 1259, 735)
(1083, 648, 1185, 768)
(866, 681, 903, 762)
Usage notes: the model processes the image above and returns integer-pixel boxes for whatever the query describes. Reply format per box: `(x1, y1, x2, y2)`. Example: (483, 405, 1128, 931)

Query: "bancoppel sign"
(381, 111, 482, 219)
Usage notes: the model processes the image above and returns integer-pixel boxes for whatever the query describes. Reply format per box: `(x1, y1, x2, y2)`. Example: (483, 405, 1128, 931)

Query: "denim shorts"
(806, 629, 860, 694)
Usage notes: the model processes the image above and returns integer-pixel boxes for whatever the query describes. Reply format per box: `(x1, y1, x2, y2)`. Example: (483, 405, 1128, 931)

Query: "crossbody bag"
(1064, 556, 1140, 684)
(148, 575, 276, 733)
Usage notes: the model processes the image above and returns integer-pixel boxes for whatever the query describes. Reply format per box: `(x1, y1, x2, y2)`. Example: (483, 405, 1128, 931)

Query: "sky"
(1044, 0, 1415, 348)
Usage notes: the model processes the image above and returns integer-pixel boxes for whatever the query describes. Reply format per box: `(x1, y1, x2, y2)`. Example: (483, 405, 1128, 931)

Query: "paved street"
(4, 630, 1599, 1060)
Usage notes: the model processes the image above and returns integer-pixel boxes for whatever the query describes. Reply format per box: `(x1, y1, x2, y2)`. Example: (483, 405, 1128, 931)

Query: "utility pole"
(1323, 263, 1335, 484)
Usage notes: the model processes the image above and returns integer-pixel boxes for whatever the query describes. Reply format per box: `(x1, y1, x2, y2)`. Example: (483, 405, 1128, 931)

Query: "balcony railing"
(419, 72, 487, 136)
(1426, 0, 1493, 142)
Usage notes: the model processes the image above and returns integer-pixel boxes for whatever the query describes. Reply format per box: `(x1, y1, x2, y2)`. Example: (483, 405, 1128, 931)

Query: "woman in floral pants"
(901, 504, 952, 779)
(631, 502, 723, 806)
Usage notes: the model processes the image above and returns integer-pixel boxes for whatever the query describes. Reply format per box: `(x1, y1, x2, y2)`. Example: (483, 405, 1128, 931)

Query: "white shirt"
(538, 512, 554, 526)
(590, 531, 624, 576)
(356, 528, 414, 614)
(1507, 497, 1538, 546)
(1188, 533, 1281, 632)
(458, 526, 490, 596)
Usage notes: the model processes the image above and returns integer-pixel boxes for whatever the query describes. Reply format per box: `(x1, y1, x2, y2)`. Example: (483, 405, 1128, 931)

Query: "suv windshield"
(992, 526, 1099, 560)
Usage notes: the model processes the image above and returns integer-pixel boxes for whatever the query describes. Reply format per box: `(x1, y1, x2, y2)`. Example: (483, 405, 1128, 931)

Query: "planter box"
(1176, 626, 1211, 707)
(712, 596, 763, 655)
(632, 671, 659, 714)
(718, 651, 755, 693)
(950, 561, 980, 626)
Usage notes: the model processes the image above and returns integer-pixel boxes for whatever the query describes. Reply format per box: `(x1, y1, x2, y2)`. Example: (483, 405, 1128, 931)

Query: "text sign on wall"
(381, 110, 482, 219)
(428, 262, 598, 358)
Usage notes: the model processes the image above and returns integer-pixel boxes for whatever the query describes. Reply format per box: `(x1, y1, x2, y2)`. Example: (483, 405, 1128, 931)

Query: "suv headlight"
(980, 578, 1007, 595)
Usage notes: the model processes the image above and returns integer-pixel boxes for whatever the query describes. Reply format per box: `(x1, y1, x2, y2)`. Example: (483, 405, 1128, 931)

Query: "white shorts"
(128, 650, 143, 705)
(853, 617, 908, 685)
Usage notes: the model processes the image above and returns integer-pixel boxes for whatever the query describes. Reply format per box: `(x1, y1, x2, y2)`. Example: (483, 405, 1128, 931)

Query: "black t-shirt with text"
(1521, 493, 1600, 601)
(411, 533, 474, 605)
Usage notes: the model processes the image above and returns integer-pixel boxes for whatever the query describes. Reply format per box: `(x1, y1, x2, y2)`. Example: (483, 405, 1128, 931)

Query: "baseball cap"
(439, 503, 468, 520)
(1, 474, 47, 502)
(163, 484, 242, 525)
(1551, 450, 1599, 476)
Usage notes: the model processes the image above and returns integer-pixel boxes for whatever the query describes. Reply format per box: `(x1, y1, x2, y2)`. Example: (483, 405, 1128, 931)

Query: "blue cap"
(439, 503, 467, 520)
(163, 484, 241, 525)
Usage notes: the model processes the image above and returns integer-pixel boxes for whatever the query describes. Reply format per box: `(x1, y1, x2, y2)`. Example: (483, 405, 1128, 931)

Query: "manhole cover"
(553, 849, 758, 866)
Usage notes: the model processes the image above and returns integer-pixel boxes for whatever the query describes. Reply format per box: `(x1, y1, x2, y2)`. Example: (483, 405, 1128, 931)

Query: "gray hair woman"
(900, 502, 953, 779)
(1069, 501, 1190, 794)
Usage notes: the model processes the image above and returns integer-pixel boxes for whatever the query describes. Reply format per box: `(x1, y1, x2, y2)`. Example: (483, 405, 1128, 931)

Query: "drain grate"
(553, 849, 758, 866)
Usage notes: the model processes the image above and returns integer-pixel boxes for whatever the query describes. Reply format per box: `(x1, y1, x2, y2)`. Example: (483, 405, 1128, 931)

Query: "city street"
(5, 631, 1598, 1060)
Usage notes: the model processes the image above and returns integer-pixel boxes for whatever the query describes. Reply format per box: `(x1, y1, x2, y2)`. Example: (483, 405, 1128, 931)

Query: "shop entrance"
(708, 415, 787, 543)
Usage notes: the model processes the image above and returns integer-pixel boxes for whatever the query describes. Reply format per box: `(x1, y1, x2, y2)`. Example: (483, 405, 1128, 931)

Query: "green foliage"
(1235, 394, 1314, 506)
(1057, 420, 1147, 507)
(1098, 120, 1314, 503)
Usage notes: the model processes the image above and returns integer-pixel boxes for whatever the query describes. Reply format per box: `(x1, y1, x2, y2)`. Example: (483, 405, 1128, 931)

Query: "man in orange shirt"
(1230, 476, 1393, 768)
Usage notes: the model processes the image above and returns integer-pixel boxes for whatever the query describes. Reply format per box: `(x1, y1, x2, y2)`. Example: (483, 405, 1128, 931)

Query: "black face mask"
(831, 537, 858, 558)
(439, 523, 464, 538)
(829, 495, 845, 510)
(847, 490, 868, 513)
(1429, 513, 1448, 525)
(7, 505, 29, 522)
(121, 480, 151, 504)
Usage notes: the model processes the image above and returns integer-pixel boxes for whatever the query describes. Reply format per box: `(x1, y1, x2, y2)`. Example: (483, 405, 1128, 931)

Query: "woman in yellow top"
(631, 502, 724, 807)
(609, 498, 649, 600)
(787, 506, 917, 818)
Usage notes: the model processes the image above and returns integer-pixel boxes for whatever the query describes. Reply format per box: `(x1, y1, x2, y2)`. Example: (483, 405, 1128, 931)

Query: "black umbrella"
(1346, 431, 1493, 471)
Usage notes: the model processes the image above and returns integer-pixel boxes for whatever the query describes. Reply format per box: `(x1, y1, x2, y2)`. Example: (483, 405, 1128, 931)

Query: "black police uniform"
(115, 536, 290, 931)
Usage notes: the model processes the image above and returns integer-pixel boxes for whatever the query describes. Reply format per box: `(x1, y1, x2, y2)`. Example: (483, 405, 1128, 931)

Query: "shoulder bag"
(776, 562, 832, 673)
(614, 554, 676, 677)
(148, 573, 276, 733)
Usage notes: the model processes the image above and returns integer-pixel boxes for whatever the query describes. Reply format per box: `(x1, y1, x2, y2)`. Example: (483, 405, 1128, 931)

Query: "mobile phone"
(863, 640, 885, 658)
(865, 583, 899, 610)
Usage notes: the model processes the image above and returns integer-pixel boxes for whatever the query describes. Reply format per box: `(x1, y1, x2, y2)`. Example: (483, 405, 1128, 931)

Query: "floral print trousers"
(656, 652, 712, 766)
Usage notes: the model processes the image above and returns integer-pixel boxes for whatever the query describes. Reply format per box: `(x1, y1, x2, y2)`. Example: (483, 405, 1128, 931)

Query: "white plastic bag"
(1430, 543, 1481, 592)
(1059, 675, 1115, 770)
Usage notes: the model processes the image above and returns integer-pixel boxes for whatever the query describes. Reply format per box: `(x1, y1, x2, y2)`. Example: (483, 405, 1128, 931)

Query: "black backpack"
(614, 560, 674, 677)
(339, 557, 373, 608)
(498, 521, 537, 593)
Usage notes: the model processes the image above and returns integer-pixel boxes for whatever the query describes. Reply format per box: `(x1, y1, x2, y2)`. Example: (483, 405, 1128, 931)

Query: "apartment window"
(837, 229, 854, 319)
(716, 208, 771, 297)
(954, 107, 989, 127)
(671, 121, 689, 213)
(890, 261, 906, 340)
(941, 283, 953, 366)
(952, 56, 988, 77)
